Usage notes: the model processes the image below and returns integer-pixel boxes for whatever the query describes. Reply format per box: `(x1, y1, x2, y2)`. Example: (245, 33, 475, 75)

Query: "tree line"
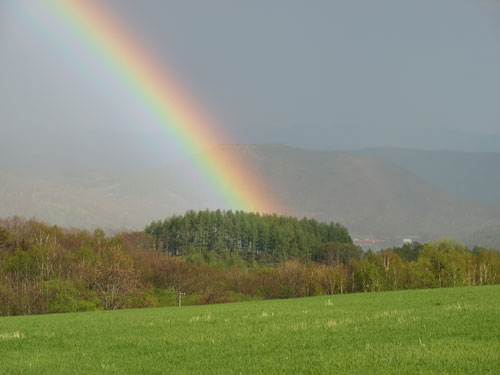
(0, 216, 499, 316)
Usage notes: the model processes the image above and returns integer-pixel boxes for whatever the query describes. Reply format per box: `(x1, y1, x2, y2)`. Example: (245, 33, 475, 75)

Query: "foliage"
(145, 210, 352, 261)
(312, 242, 362, 265)
(391, 241, 423, 262)
(1, 217, 500, 317)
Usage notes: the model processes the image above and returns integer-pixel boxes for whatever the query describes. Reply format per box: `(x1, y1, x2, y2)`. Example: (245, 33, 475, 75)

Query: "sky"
(1, 0, 500, 169)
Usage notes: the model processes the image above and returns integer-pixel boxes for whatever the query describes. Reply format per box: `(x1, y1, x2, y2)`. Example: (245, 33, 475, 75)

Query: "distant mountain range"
(1, 144, 499, 248)
(356, 148, 500, 208)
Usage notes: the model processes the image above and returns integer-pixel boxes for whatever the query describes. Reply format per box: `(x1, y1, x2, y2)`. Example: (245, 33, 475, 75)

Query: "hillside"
(1, 286, 499, 374)
(356, 148, 500, 208)
(1, 145, 500, 245)
(0, 167, 198, 232)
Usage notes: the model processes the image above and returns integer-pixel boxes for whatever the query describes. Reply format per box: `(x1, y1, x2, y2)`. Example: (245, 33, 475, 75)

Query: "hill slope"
(0, 167, 200, 232)
(1, 286, 499, 374)
(356, 148, 500, 208)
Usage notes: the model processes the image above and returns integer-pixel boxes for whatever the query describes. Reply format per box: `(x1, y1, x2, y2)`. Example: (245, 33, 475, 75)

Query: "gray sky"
(1, 0, 500, 168)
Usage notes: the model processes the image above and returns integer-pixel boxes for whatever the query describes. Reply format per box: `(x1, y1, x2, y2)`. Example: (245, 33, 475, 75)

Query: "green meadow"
(1, 286, 499, 374)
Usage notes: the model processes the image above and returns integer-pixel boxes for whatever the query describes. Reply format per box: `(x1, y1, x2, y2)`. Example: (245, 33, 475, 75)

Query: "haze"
(1, 0, 499, 170)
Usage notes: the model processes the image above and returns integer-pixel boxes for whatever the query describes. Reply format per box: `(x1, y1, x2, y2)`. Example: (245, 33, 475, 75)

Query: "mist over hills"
(0, 167, 198, 232)
(1, 144, 499, 248)
(355, 148, 500, 208)
(239, 128, 500, 155)
(2, 128, 500, 171)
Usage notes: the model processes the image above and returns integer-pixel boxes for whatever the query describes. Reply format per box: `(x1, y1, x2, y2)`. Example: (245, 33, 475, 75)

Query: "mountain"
(1, 144, 500, 247)
(0, 168, 193, 232)
(246, 128, 500, 154)
(355, 148, 500, 208)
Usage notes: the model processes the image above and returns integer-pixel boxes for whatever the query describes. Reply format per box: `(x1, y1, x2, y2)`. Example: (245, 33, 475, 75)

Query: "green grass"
(1, 286, 499, 374)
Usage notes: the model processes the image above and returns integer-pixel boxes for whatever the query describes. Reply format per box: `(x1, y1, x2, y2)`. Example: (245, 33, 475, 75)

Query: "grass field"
(1, 285, 499, 374)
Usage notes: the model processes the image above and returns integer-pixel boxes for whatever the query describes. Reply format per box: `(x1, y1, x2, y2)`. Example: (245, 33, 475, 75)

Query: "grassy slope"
(1, 286, 500, 374)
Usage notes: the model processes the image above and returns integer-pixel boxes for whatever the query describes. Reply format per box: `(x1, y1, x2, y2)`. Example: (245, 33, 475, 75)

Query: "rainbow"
(46, 0, 282, 214)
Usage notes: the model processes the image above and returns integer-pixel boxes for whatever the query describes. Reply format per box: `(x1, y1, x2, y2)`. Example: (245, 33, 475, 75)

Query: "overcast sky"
(1, 0, 500, 168)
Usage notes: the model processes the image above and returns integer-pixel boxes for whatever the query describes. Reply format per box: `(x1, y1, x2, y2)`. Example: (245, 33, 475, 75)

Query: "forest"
(0, 214, 499, 316)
